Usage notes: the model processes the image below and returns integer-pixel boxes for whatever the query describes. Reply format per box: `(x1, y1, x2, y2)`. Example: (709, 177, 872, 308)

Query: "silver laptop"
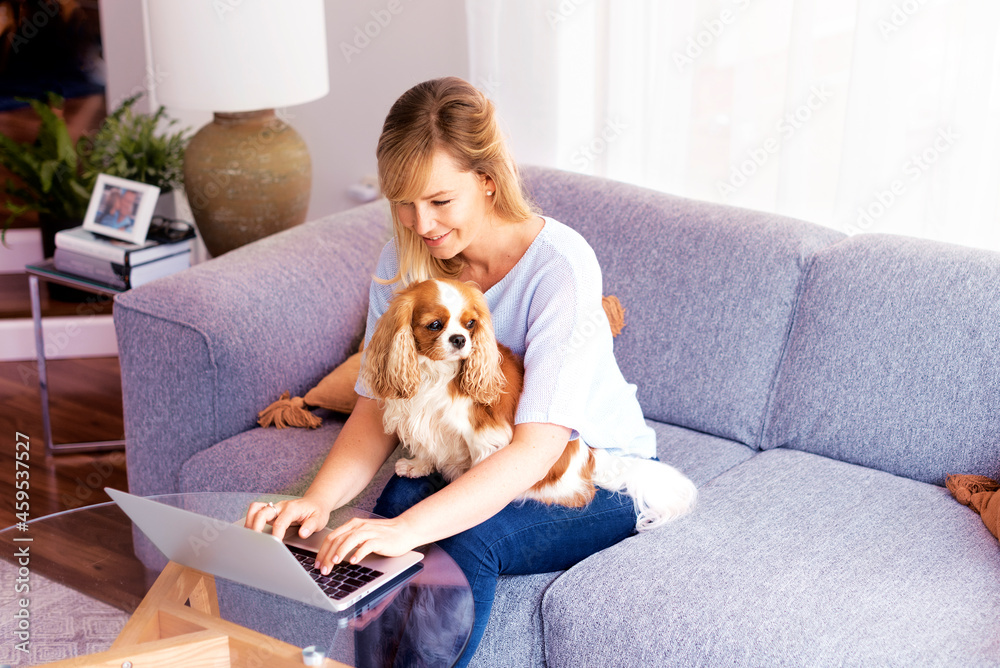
(106, 488, 424, 613)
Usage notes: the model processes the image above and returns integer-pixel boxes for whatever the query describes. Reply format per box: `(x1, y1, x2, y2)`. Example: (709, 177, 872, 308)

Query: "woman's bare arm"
(245, 397, 398, 537)
(314, 422, 571, 570)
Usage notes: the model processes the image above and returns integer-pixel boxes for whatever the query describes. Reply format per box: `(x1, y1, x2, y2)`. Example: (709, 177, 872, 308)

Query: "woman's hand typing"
(245, 496, 332, 541)
(314, 515, 419, 574)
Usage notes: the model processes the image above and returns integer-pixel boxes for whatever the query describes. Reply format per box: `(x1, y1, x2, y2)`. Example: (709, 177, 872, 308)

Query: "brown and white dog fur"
(360, 278, 696, 530)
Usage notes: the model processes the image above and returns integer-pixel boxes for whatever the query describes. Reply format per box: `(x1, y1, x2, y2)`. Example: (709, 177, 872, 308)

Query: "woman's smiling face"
(395, 150, 493, 261)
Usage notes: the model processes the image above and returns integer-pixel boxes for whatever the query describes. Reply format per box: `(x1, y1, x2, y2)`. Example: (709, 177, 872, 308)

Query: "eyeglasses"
(148, 216, 196, 243)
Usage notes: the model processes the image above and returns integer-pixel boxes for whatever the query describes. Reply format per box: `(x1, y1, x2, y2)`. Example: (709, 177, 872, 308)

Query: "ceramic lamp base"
(183, 110, 311, 257)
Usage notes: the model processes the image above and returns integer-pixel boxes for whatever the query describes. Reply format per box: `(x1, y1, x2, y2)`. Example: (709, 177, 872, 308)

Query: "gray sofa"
(114, 166, 1000, 667)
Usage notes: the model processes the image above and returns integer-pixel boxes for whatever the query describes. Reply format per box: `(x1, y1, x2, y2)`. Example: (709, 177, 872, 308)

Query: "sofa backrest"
(522, 166, 845, 447)
(761, 234, 1000, 484)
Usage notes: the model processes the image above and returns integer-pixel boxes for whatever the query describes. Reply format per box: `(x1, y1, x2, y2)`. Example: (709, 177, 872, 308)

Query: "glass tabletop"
(0, 492, 473, 667)
(25, 259, 127, 296)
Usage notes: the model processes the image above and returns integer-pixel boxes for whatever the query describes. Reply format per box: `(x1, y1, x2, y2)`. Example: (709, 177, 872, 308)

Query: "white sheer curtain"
(467, 0, 1000, 251)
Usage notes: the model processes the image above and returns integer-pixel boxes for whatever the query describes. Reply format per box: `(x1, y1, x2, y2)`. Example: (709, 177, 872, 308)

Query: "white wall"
(99, 0, 470, 219)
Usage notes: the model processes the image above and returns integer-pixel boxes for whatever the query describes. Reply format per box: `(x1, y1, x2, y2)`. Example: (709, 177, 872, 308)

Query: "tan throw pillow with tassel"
(257, 351, 362, 429)
(257, 295, 627, 429)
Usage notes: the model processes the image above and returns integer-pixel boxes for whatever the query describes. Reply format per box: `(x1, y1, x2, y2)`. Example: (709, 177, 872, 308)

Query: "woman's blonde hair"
(376, 77, 538, 286)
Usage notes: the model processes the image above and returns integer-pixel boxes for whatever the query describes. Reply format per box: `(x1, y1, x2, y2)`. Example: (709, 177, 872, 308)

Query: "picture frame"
(82, 174, 161, 245)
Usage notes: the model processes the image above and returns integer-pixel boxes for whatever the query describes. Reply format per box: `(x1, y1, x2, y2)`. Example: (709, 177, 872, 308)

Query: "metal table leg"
(29, 275, 54, 454)
(29, 274, 126, 455)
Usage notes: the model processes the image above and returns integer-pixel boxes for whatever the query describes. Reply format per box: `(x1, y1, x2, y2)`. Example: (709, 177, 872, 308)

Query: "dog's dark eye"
(465, 319, 476, 330)
(427, 320, 443, 332)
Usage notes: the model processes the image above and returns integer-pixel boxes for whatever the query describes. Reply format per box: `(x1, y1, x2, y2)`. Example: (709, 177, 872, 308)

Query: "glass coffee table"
(0, 492, 473, 667)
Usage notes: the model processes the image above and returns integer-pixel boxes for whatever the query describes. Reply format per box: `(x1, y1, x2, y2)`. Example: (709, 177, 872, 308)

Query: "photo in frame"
(82, 174, 161, 245)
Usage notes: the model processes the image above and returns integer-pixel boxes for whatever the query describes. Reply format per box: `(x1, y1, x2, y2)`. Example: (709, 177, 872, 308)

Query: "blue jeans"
(373, 473, 638, 667)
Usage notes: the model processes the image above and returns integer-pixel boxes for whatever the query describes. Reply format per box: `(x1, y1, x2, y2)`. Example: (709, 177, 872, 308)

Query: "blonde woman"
(247, 77, 658, 665)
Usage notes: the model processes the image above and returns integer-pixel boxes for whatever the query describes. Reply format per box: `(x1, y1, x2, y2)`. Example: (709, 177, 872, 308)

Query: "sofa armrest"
(114, 201, 391, 496)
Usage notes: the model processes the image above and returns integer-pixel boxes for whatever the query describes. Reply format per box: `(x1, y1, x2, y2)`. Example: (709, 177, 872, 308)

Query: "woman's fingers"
(314, 517, 416, 574)
(245, 498, 329, 542)
(245, 500, 281, 532)
(316, 517, 364, 572)
(270, 502, 299, 541)
(248, 504, 417, 575)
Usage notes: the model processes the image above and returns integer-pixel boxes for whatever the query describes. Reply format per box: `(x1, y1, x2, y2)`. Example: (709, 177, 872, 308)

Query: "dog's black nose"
(449, 334, 466, 350)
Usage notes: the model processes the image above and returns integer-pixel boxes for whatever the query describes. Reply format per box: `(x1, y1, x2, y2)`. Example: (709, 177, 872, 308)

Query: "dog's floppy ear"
(361, 289, 420, 399)
(460, 295, 505, 405)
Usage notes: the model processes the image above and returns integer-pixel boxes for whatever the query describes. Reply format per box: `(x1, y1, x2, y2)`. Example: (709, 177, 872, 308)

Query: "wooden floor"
(0, 354, 151, 615)
(0, 356, 128, 529)
(0, 273, 128, 530)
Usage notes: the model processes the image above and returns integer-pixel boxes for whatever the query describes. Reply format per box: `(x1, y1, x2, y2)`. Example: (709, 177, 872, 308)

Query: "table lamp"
(143, 0, 329, 257)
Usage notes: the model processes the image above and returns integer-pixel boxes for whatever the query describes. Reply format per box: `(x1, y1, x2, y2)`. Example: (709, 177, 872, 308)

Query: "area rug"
(0, 561, 129, 666)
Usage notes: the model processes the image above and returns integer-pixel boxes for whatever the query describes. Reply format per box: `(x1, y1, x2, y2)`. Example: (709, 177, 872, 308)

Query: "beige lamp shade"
(144, 0, 329, 112)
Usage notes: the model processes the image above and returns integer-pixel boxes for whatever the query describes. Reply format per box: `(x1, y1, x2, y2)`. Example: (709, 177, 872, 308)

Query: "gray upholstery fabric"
(179, 416, 400, 514)
(761, 234, 1000, 484)
(541, 449, 1000, 668)
(178, 417, 344, 494)
(115, 200, 391, 495)
(522, 167, 845, 446)
(469, 572, 561, 668)
(649, 420, 755, 487)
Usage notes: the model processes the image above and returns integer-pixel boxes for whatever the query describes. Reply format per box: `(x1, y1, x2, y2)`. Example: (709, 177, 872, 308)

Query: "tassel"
(257, 391, 322, 429)
(946, 473, 1000, 542)
(946, 474, 1000, 507)
(603, 295, 626, 338)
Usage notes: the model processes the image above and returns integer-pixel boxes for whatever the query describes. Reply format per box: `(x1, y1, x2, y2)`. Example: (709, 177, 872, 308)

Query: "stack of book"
(53, 226, 195, 290)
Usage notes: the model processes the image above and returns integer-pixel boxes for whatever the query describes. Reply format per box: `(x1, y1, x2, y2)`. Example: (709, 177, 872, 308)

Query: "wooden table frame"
(39, 561, 348, 668)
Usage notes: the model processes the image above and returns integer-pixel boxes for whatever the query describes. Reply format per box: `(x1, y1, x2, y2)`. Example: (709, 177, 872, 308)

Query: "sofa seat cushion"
(650, 420, 755, 487)
(179, 414, 400, 512)
(541, 449, 1000, 668)
(469, 572, 562, 668)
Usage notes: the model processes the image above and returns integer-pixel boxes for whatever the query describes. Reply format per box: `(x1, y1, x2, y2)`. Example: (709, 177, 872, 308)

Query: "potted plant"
(0, 93, 92, 256)
(0, 92, 189, 255)
(81, 93, 189, 218)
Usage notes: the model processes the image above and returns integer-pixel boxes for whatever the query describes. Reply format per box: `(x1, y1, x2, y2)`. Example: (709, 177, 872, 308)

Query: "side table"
(25, 260, 126, 455)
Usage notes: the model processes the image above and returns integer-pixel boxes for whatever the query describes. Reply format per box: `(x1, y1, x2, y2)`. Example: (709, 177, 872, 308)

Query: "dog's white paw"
(395, 457, 435, 478)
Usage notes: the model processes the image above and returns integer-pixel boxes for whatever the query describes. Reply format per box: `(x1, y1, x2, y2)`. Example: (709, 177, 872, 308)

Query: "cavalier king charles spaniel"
(360, 278, 696, 531)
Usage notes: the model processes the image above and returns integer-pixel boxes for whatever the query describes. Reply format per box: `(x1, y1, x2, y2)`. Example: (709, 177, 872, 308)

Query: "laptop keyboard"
(286, 544, 384, 600)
